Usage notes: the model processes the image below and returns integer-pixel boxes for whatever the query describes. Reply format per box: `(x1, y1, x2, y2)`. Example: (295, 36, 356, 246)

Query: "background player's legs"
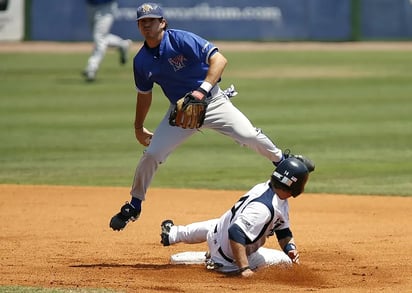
(84, 2, 130, 80)
(85, 4, 113, 73)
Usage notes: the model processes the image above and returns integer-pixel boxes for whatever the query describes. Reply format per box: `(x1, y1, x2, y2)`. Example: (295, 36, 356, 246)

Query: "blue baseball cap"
(136, 3, 164, 20)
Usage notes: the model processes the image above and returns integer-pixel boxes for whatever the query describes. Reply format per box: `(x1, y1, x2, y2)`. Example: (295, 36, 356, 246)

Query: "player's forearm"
(278, 236, 293, 249)
(229, 239, 249, 269)
(278, 236, 300, 264)
(205, 52, 227, 86)
(134, 93, 152, 129)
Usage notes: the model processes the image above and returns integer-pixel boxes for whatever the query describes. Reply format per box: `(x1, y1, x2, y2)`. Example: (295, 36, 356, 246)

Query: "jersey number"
(229, 195, 250, 222)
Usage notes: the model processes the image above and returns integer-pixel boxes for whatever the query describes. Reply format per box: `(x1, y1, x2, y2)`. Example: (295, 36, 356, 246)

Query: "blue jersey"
(133, 29, 218, 104)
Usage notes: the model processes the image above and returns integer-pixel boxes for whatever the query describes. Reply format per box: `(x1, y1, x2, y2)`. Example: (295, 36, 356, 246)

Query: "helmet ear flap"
(291, 175, 308, 197)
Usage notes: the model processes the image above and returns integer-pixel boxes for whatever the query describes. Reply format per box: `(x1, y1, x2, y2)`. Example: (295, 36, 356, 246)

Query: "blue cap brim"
(137, 14, 163, 20)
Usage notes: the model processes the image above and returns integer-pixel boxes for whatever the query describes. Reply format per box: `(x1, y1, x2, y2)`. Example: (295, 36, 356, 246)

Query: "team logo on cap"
(141, 4, 155, 13)
(273, 171, 293, 187)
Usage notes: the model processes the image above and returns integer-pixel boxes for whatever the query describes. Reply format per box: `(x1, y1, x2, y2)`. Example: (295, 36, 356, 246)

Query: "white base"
(170, 251, 207, 265)
(170, 248, 292, 268)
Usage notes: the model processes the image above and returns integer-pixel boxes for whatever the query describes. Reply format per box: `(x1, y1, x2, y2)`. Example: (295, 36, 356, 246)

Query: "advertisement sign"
(0, 0, 24, 41)
(30, 0, 352, 41)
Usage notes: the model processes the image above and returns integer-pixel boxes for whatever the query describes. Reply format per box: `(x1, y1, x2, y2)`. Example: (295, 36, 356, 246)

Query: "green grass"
(1, 48, 411, 196)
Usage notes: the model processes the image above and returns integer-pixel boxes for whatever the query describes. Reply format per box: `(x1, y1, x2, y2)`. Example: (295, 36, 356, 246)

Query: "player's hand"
(287, 249, 300, 264)
(240, 268, 254, 278)
(135, 127, 153, 146)
(190, 89, 206, 100)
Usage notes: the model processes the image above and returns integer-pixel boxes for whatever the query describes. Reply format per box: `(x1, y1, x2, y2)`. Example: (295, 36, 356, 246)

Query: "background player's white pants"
(168, 219, 291, 272)
(85, 1, 126, 72)
(130, 87, 283, 200)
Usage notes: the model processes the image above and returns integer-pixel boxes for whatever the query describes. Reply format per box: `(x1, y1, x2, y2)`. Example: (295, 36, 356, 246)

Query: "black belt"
(218, 247, 234, 263)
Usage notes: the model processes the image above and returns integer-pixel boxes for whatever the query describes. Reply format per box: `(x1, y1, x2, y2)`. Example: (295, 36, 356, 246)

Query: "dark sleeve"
(228, 223, 249, 245)
(275, 227, 293, 240)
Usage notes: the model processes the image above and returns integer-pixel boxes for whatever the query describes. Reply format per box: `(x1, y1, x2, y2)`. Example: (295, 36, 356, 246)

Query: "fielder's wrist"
(195, 87, 208, 98)
(200, 81, 213, 93)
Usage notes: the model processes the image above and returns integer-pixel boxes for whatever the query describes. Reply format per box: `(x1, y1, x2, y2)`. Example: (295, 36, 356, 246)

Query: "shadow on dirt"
(70, 263, 177, 270)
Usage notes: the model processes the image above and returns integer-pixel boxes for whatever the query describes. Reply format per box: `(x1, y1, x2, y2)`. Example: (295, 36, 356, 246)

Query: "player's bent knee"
(142, 150, 166, 165)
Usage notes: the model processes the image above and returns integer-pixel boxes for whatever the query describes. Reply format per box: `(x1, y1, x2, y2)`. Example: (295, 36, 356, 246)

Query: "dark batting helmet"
(271, 157, 309, 197)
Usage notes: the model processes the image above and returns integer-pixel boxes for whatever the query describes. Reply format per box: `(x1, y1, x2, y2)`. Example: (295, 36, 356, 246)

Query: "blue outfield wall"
(360, 0, 412, 39)
(30, 0, 412, 42)
(30, 0, 352, 41)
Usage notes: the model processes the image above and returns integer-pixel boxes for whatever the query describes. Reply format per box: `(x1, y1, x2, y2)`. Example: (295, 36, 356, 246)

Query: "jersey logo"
(168, 54, 187, 72)
(202, 42, 210, 53)
(240, 218, 252, 230)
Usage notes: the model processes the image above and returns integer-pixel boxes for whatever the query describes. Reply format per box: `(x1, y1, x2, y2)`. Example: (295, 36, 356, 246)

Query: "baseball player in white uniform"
(109, 3, 315, 231)
(83, 0, 131, 81)
(160, 157, 311, 277)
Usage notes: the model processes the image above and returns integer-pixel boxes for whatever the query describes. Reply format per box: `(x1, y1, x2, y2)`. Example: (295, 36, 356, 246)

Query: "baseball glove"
(169, 92, 208, 129)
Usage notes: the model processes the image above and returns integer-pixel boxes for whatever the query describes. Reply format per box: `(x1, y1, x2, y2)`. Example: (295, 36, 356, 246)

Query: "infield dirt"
(1, 41, 411, 292)
(0, 184, 411, 292)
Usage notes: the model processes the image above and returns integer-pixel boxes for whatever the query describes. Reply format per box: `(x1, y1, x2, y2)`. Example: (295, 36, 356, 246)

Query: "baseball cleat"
(82, 69, 96, 82)
(109, 202, 140, 231)
(160, 219, 174, 246)
(283, 149, 315, 172)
